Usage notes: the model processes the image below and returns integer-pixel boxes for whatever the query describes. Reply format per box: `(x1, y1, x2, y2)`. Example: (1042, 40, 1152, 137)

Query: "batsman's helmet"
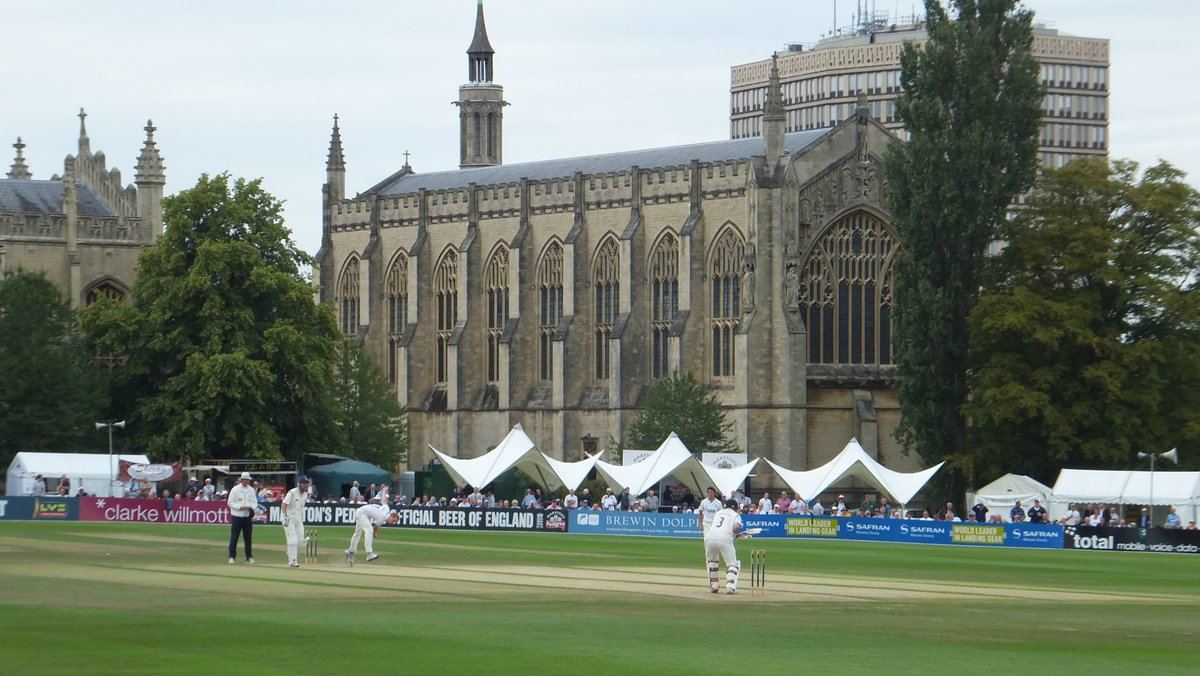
(725, 498, 739, 510)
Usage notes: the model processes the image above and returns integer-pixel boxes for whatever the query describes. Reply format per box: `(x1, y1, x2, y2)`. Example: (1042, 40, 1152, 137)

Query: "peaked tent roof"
(594, 433, 713, 497)
(704, 458, 760, 499)
(540, 452, 604, 493)
(765, 438, 943, 505)
(429, 423, 535, 489)
(975, 473, 1052, 506)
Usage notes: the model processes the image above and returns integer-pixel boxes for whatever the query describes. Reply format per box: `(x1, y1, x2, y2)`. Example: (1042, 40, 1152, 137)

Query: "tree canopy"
(83, 174, 343, 462)
(883, 0, 1043, 478)
(0, 270, 103, 468)
(625, 371, 737, 454)
(966, 159, 1200, 482)
(330, 339, 409, 471)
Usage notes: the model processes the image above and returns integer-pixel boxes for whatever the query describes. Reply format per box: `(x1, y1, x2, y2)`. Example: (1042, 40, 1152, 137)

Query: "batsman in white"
(345, 488, 394, 564)
(704, 498, 743, 594)
(281, 475, 310, 568)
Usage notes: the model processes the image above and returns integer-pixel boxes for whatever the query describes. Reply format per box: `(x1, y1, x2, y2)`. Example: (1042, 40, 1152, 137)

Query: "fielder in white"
(345, 490, 394, 564)
(281, 475, 310, 568)
(697, 487, 723, 533)
(704, 498, 743, 594)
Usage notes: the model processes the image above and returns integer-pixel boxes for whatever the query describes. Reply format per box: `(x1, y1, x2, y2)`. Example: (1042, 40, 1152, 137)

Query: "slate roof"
(0, 179, 114, 217)
(373, 129, 829, 196)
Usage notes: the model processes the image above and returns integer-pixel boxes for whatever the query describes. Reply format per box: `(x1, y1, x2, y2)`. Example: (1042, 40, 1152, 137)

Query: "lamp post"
(95, 420, 126, 497)
(1137, 448, 1179, 526)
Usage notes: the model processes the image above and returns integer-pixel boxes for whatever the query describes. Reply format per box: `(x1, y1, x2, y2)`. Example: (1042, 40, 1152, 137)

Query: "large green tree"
(330, 339, 409, 471)
(83, 174, 342, 462)
(0, 270, 104, 467)
(884, 0, 1043, 479)
(625, 371, 737, 454)
(966, 159, 1200, 482)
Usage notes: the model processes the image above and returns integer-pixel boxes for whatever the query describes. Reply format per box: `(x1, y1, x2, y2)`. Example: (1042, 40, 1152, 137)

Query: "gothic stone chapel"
(315, 3, 911, 480)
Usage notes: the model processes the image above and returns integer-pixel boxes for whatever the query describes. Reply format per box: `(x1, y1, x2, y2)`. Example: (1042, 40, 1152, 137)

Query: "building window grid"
(709, 229, 744, 378)
(800, 212, 897, 366)
(484, 247, 510, 383)
(338, 257, 360, 337)
(593, 238, 620, 380)
(435, 251, 458, 384)
(385, 253, 409, 386)
(84, 282, 127, 306)
(537, 242, 564, 382)
(649, 233, 680, 379)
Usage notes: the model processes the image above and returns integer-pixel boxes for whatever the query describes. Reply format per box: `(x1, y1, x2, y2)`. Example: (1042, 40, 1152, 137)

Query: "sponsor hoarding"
(0, 496, 78, 521)
(568, 510, 701, 537)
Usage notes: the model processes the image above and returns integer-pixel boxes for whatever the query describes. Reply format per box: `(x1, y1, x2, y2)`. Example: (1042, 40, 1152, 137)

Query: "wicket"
(750, 549, 766, 590)
(304, 531, 318, 564)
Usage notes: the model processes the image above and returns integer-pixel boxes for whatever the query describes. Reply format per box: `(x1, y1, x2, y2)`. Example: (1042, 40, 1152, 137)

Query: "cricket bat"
(737, 527, 763, 539)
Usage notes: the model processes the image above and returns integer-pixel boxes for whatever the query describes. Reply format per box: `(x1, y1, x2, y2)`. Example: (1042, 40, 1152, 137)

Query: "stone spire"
(7, 137, 32, 179)
(467, 0, 495, 83)
(763, 53, 786, 165)
(135, 120, 165, 184)
(78, 107, 91, 156)
(326, 114, 346, 172)
(325, 115, 346, 202)
(457, 1, 507, 168)
(135, 120, 166, 242)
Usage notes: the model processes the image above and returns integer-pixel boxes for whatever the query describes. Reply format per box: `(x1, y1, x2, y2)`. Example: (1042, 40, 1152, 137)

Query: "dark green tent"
(307, 459, 392, 500)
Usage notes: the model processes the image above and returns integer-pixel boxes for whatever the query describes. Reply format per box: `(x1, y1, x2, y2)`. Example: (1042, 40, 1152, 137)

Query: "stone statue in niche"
(741, 257, 756, 312)
(785, 230, 799, 259)
(784, 262, 800, 312)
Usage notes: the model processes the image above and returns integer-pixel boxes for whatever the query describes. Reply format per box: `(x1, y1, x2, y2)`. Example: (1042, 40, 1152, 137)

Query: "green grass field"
(1, 521, 1197, 675)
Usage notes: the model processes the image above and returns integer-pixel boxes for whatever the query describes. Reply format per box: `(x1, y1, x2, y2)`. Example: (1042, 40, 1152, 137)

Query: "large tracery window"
(385, 253, 408, 386)
(710, 228, 744, 378)
(649, 232, 679, 378)
(484, 247, 510, 383)
(538, 242, 564, 382)
(338, 257, 360, 337)
(799, 211, 896, 365)
(84, 280, 128, 306)
(593, 237, 620, 380)
(435, 250, 458, 384)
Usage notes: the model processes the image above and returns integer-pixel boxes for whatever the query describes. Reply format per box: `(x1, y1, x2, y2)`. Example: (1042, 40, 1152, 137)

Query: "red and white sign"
(119, 460, 182, 483)
(80, 497, 231, 525)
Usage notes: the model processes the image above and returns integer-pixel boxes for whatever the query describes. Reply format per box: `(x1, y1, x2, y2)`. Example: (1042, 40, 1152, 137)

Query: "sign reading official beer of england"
(385, 507, 568, 532)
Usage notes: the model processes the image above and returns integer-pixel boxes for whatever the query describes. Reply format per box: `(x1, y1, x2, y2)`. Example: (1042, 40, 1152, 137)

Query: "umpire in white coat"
(227, 471, 258, 564)
(281, 475, 310, 567)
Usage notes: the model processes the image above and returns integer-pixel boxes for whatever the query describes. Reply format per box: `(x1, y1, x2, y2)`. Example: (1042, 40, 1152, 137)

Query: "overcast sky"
(4, 0, 1198, 256)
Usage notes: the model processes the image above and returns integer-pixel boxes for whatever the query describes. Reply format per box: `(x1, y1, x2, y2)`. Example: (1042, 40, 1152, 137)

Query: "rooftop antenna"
(833, 0, 837, 37)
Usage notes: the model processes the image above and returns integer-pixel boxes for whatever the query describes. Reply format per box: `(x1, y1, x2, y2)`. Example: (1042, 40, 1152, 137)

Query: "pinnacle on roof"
(78, 107, 91, 156)
(764, 53, 785, 121)
(136, 120, 166, 184)
(326, 114, 346, 172)
(7, 137, 32, 179)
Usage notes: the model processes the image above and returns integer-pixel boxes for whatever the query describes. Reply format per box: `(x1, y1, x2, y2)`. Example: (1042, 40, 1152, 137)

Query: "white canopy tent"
(973, 473, 1059, 522)
(6, 451, 152, 497)
(1052, 469, 1200, 523)
(594, 433, 714, 497)
(765, 438, 943, 506)
(703, 458, 760, 499)
(429, 424, 603, 493)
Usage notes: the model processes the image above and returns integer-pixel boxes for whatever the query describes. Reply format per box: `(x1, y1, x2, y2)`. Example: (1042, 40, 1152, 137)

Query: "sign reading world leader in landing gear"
(386, 507, 568, 532)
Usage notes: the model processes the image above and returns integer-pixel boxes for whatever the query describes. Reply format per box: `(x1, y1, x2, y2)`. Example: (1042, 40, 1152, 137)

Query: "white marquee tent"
(973, 473, 1059, 522)
(6, 451, 151, 497)
(1051, 469, 1200, 523)
(429, 424, 602, 492)
(765, 438, 943, 506)
(595, 433, 713, 497)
